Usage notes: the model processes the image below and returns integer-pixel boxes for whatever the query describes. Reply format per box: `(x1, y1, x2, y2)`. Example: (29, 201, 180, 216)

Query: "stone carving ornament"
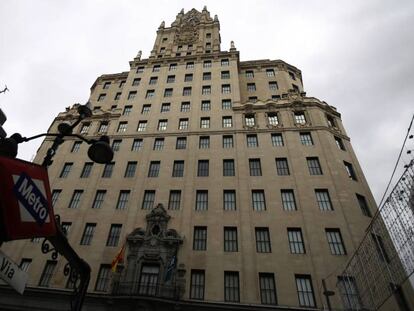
(174, 10, 201, 44)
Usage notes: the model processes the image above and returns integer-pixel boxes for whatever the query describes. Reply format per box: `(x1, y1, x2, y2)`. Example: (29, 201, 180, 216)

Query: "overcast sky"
(1, 0, 413, 203)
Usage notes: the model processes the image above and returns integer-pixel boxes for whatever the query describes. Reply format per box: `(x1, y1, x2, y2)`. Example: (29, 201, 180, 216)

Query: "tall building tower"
(0, 7, 386, 311)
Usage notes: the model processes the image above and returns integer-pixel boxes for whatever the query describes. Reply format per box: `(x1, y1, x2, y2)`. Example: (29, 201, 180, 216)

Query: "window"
(268, 113, 279, 126)
(224, 271, 240, 302)
(132, 139, 143, 151)
(186, 62, 194, 69)
(307, 157, 323, 175)
(157, 119, 168, 131)
(92, 190, 106, 209)
(80, 223, 96, 245)
(124, 161, 137, 177)
(222, 99, 232, 110)
(128, 91, 137, 100)
(288, 228, 305, 254)
(222, 116, 232, 128)
(275, 158, 290, 175)
(334, 136, 346, 150)
(295, 275, 316, 307)
(245, 114, 255, 127)
(141, 104, 151, 114)
(271, 133, 284, 146)
(223, 159, 235, 176)
(103, 82, 111, 89)
(137, 121, 147, 132)
(19, 258, 32, 272)
(60, 162, 73, 178)
(206, 33, 211, 38)
(114, 92, 121, 100)
(281, 190, 297, 211)
(151, 138, 164, 151)
(80, 123, 90, 134)
(166, 75, 175, 83)
(149, 77, 158, 85)
(95, 265, 111, 292)
(172, 160, 184, 177)
(197, 160, 209, 176)
(315, 189, 333, 211)
(300, 132, 313, 145)
(326, 229, 346, 255)
(183, 87, 192, 96)
(372, 233, 390, 263)
(132, 78, 140, 86)
(193, 227, 207, 250)
(198, 136, 210, 149)
(117, 122, 128, 132)
(269, 81, 278, 90)
(80, 162, 93, 178)
(163, 88, 173, 97)
(201, 100, 210, 111)
(266, 69, 275, 77)
(122, 105, 132, 116)
(221, 59, 229, 66)
(181, 102, 190, 112)
(247, 83, 256, 92)
(256, 228, 271, 252)
(249, 96, 258, 102)
(68, 190, 83, 209)
(153, 65, 160, 72)
(195, 190, 208, 211)
(110, 140, 121, 152)
(168, 190, 181, 210)
(223, 190, 236, 211)
(71, 141, 82, 152)
(111, 105, 118, 111)
(245, 70, 254, 78)
(202, 86, 211, 95)
(203, 60, 212, 68)
(259, 273, 277, 304)
(222, 135, 234, 148)
(224, 227, 238, 252)
(246, 134, 258, 147)
(356, 194, 372, 217)
(200, 117, 210, 129)
(148, 161, 160, 177)
(142, 190, 155, 209)
(327, 115, 336, 127)
(145, 90, 155, 98)
(202, 72, 211, 80)
(338, 276, 362, 310)
(190, 270, 205, 299)
(249, 159, 262, 176)
(294, 111, 306, 124)
(289, 71, 296, 80)
(179, 118, 189, 130)
(106, 224, 122, 247)
(136, 66, 144, 74)
(344, 161, 357, 180)
(221, 71, 230, 79)
(221, 84, 231, 94)
(102, 162, 114, 178)
(205, 42, 211, 48)
(39, 261, 57, 287)
(183, 73, 193, 82)
(61, 222, 71, 237)
(51, 190, 61, 207)
(98, 94, 106, 101)
(176, 137, 187, 149)
(116, 190, 130, 210)
(252, 190, 266, 211)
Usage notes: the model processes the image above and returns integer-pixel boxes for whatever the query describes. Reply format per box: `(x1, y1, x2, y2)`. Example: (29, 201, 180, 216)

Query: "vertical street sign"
(0, 250, 28, 294)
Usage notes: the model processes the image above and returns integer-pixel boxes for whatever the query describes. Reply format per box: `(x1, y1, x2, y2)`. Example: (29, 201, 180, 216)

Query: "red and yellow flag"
(111, 243, 126, 272)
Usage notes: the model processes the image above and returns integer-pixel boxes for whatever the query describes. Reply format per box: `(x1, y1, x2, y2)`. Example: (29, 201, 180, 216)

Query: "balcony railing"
(112, 281, 179, 299)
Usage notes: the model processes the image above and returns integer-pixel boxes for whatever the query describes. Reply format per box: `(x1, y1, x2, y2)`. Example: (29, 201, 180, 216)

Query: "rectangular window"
(203, 60, 212, 68)
(223, 159, 235, 176)
(148, 161, 160, 177)
(222, 99, 232, 110)
(169, 63, 177, 71)
(136, 67, 144, 74)
(116, 190, 130, 210)
(221, 59, 229, 66)
(344, 161, 357, 180)
(172, 160, 184, 177)
(124, 161, 137, 177)
(338, 276, 362, 310)
(288, 228, 305, 254)
(128, 91, 137, 100)
(103, 82, 111, 89)
(80, 123, 90, 134)
(252, 190, 266, 211)
(117, 121, 128, 133)
(197, 160, 209, 176)
(221, 71, 230, 79)
(294, 112, 306, 124)
(95, 265, 111, 292)
(268, 113, 279, 126)
(184, 74, 193, 82)
(222, 116, 232, 128)
(307, 157, 322, 175)
(315, 189, 333, 211)
(142, 190, 155, 209)
(247, 83, 256, 92)
(271, 133, 284, 146)
(372, 233, 390, 263)
(223, 190, 236, 211)
(224, 227, 238, 252)
(152, 65, 160, 72)
(326, 229, 347, 255)
(60, 162, 73, 178)
(266, 69, 275, 77)
(224, 271, 240, 302)
(61, 222, 71, 237)
(71, 141, 82, 152)
(195, 190, 208, 211)
(163, 88, 173, 97)
(289, 71, 296, 80)
(327, 115, 336, 127)
(102, 162, 114, 178)
(245, 114, 255, 127)
(168, 190, 181, 210)
(199, 136, 210, 149)
(114, 92, 121, 100)
(259, 273, 277, 304)
(80, 223, 96, 245)
(80, 162, 93, 178)
(141, 104, 151, 114)
(249, 96, 257, 102)
(256, 228, 271, 252)
(245, 70, 254, 78)
(68, 190, 83, 209)
(106, 224, 122, 247)
(145, 90, 155, 98)
(202, 72, 211, 80)
(39, 260, 57, 287)
(200, 117, 210, 128)
(176, 137, 187, 149)
(157, 120, 168, 131)
(179, 118, 189, 130)
(98, 93, 106, 101)
(112, 139, 122, 152)
(300, 132, 313, 145)
(269, 81, 278, 91)
(281, 190, 297, 211)
(51, 189, 61, 207)
(132, 138, 143, 151)
(161, 103, 170, 113)
(247, 134, 258, 147)
(190, 270, 205, 300)
(222, 135, 234, 148)
(153, 138, 164, 150)
(149, 77, 158, 85)
(193, 227, 207, 250)
(92, 190, 106, 209)
(167, 75, 175, 83)
(183, 87, 192, 96)
(201, 100, 210, 111)
(335, 136, 346, 150)
(275, 158, 290, 175)
(180, 102, 190, 112)
(137, 121, 147, 132)
(356, 194, 372, 217)
(186, 62, 194, 69)
(249, 158, 262, 176)
(132, 78, 140, 86)
(221, 84, 231, 94)
(295, 275, 316, 307)
(19, 258, 32, 273)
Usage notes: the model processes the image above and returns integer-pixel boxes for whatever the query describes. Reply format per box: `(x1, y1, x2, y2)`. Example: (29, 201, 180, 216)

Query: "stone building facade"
(0, 7, 389, 311)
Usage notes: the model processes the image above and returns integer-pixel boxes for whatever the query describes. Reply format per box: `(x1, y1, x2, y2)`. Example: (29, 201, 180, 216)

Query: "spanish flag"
(111, 243, 126, 272)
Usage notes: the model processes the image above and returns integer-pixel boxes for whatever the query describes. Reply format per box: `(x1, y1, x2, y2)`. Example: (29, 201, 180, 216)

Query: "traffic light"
(0, 108, 6, 138)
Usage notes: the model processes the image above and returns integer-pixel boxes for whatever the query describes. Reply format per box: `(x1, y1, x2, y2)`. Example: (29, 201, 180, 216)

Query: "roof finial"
(214, 14, 218, 22)
(230, 41, 236, 51)
(136, 50, 142, 60)
(203, 6, 207, 12)
(180, 8, 184, 14)
(159, 21, 165, 28)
